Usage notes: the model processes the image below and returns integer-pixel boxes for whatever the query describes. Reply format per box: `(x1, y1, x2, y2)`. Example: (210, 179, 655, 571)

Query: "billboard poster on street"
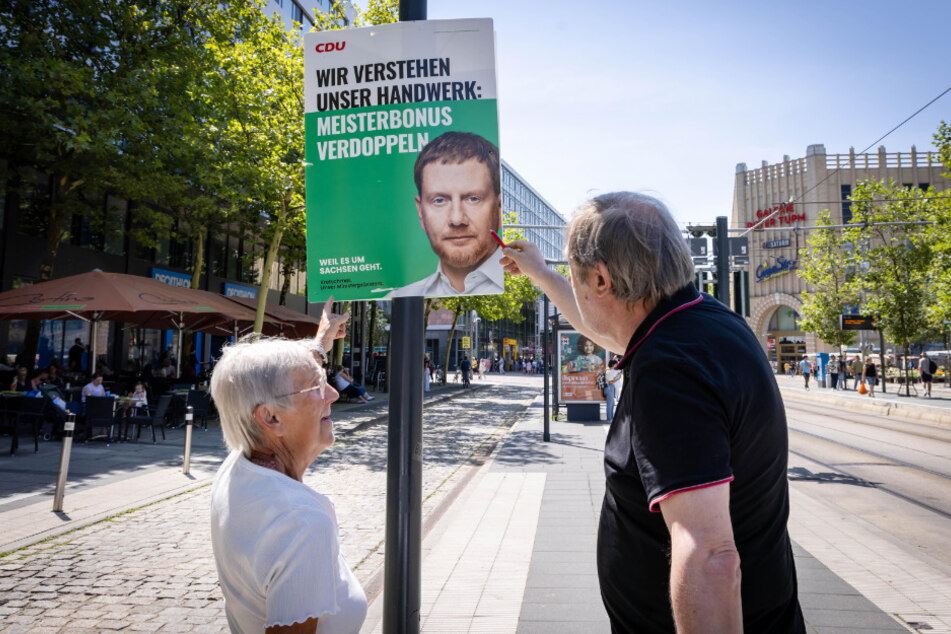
(557, 331, 606, 403)
(303, 19, 500, 302)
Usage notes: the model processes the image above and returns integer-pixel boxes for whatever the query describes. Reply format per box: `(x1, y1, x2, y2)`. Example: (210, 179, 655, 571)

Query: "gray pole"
(384, 297, 425, 633)
(878, 329, 887, 394)
(183, 405, 194, 475)
(543, 294, 550, 442)
(52, 413, 76, 513)
(384, 5, 427, 629)
(551, 310, 560, 419)
(716, 216, 730, 306)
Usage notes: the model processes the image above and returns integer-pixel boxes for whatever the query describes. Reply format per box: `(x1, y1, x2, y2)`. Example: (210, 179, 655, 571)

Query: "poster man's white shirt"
(387, 246, 504, 298)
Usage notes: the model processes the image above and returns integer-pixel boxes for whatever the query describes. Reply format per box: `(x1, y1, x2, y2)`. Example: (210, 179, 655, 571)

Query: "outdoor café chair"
(84, 396, 118, 443)
(9, 396, 45, 454)
(185, 389, 212, 430)
(128, 393, 171, 443)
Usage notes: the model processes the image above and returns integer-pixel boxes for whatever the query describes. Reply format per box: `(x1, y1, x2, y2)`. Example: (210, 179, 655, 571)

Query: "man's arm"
(659, 483, 742, 634)
(499, 240, 610, 350)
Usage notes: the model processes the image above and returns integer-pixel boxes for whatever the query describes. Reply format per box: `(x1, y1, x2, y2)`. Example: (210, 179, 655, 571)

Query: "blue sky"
(414, 0, 951, 225)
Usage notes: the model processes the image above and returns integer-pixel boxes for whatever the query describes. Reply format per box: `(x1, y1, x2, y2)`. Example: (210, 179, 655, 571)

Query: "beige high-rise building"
(731, 143, 948, 371)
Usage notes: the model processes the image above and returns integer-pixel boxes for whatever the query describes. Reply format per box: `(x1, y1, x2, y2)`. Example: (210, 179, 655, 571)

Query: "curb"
(779, 385, 951, 426)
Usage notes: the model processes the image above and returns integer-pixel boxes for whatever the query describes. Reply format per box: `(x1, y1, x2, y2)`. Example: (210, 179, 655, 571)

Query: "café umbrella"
(221, 295, 321, 338)
(0, 270, 282, 374)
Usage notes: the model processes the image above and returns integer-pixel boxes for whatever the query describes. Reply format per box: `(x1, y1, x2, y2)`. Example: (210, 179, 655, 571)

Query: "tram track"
(783, 398, 951, 521)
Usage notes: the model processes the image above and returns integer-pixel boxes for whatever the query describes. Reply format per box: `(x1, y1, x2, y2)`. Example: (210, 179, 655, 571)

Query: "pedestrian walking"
(461, 355, 472, 388)
(920, 351, 936, 398)
(799, 355, 812, 390)
(839, 356, 850, 390)
(862, 358, 877, 398)
(501, 191, 804, 633)
(209, 302, 367, 633)
(603, 359, 621, 421)
(852, 357, 863, 391)
(828, 354, 839, 390)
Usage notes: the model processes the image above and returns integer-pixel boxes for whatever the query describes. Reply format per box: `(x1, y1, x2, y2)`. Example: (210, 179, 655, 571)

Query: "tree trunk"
(904, 343, 910, 397)
(333, 300, 351, 368)
(441, 308, 461, 384)
(254, 196, 289, 333)
(279, 258, 292, 305)
(21, 173, 71, 371)
(190, 224, 206, 289)
(367, 301, 377, 355)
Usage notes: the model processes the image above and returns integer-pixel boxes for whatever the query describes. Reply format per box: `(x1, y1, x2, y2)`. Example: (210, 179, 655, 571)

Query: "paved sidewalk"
(364, 395, 911, 633)
(0, 380, 475, 555)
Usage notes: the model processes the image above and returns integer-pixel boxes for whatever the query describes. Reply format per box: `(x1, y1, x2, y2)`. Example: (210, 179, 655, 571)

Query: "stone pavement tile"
(517, 621, 602, 634)
(3, 383, 539, 633)
(519, 599, 613, 622)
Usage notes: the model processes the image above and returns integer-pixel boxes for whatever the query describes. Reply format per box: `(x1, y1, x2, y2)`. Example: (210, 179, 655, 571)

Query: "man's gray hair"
(566, 192, 694, 307)
(210, 336, 320, 457)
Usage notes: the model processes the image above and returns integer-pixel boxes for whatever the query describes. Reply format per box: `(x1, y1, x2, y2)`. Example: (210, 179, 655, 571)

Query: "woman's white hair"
(566, 192, 694, 307)
(210, 335, 320, 457)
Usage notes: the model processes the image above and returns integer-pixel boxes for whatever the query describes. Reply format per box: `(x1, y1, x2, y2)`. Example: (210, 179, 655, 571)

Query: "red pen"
(490, 230, 506, 248)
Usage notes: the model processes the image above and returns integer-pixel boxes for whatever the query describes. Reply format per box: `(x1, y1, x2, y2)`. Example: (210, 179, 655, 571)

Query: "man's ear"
(592, 262, 614, 297)
(416, 196, 426, 232)
(253, 404, 280, 435)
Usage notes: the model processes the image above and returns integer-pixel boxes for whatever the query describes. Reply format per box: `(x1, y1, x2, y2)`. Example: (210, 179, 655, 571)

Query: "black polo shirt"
(596, 284, 804, 633)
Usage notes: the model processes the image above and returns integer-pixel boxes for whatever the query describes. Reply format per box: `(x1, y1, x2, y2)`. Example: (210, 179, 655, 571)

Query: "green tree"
(0, 0, 213, 367)
(796, 210, 857, 350)
(927, 121, 951, 327)
(844, 180, 935, 395)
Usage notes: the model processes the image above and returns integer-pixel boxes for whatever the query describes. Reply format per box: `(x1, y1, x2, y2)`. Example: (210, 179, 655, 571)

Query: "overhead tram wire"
(740, 84, 951, 237)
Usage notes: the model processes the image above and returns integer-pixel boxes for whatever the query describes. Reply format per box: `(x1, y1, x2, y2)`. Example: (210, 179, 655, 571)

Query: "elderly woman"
(210, 301, 365, 633)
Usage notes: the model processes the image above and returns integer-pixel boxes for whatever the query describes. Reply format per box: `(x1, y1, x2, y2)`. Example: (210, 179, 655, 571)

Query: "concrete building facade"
(732, 143, 948, 371)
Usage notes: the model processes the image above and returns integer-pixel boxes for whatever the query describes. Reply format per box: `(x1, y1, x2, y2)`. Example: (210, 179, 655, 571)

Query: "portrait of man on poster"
(387, 131, 504, 298)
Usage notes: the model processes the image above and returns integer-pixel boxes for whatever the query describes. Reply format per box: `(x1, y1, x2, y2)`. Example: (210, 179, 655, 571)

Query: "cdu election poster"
(558, 331, 607, 403)
(303, 19, 500, 302)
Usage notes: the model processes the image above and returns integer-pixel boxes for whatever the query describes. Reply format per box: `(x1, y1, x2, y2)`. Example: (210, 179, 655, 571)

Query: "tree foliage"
(928, 121, 951, 326)
(843, 179, 936, 395)
(796, 210, 857, 349)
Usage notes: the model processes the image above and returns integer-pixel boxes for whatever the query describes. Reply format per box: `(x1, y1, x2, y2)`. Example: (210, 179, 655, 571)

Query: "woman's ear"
(253, 404, 280, 433)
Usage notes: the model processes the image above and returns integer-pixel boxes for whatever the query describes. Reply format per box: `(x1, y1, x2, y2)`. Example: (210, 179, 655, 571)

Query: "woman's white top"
(334, 373, 351, 391)
(82, 382, 105, 402)
(210, 451, 366, 633)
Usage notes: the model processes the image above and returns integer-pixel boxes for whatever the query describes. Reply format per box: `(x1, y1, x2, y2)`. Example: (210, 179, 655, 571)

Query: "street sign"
(839, 315, 877, 330)
(689, 238, 707, 257)
(461, 336, 470, 349)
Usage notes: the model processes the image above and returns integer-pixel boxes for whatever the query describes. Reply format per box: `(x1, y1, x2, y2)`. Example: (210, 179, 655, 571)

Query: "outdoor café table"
(114, 396, 143, 440)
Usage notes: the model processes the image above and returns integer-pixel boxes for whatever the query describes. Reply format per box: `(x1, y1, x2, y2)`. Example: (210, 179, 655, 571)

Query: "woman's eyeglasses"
(276, 376, 327, 400)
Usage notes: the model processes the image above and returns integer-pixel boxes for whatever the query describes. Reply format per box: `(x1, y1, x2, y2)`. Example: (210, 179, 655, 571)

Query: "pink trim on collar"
(618, 295, 703, 366)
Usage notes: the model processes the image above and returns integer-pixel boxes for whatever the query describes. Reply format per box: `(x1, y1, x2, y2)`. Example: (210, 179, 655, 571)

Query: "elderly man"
(501, 192, 804, 633)
(388, 131, 504, 298)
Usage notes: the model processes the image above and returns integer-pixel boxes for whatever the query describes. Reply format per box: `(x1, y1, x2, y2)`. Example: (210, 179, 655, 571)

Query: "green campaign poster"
(304, 19, 500, 302)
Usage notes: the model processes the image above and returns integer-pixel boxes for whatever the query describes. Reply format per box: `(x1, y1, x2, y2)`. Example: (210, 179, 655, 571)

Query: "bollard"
(52, 413, 76, 513)
(183, 405, 193, 475)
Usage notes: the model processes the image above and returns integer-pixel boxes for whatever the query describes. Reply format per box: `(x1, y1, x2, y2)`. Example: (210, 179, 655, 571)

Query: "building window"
(841, 184, 852, 224)
(16, 169, 52, 238)
(103, 195, 127, 256)
(292, 3, 303, 23)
